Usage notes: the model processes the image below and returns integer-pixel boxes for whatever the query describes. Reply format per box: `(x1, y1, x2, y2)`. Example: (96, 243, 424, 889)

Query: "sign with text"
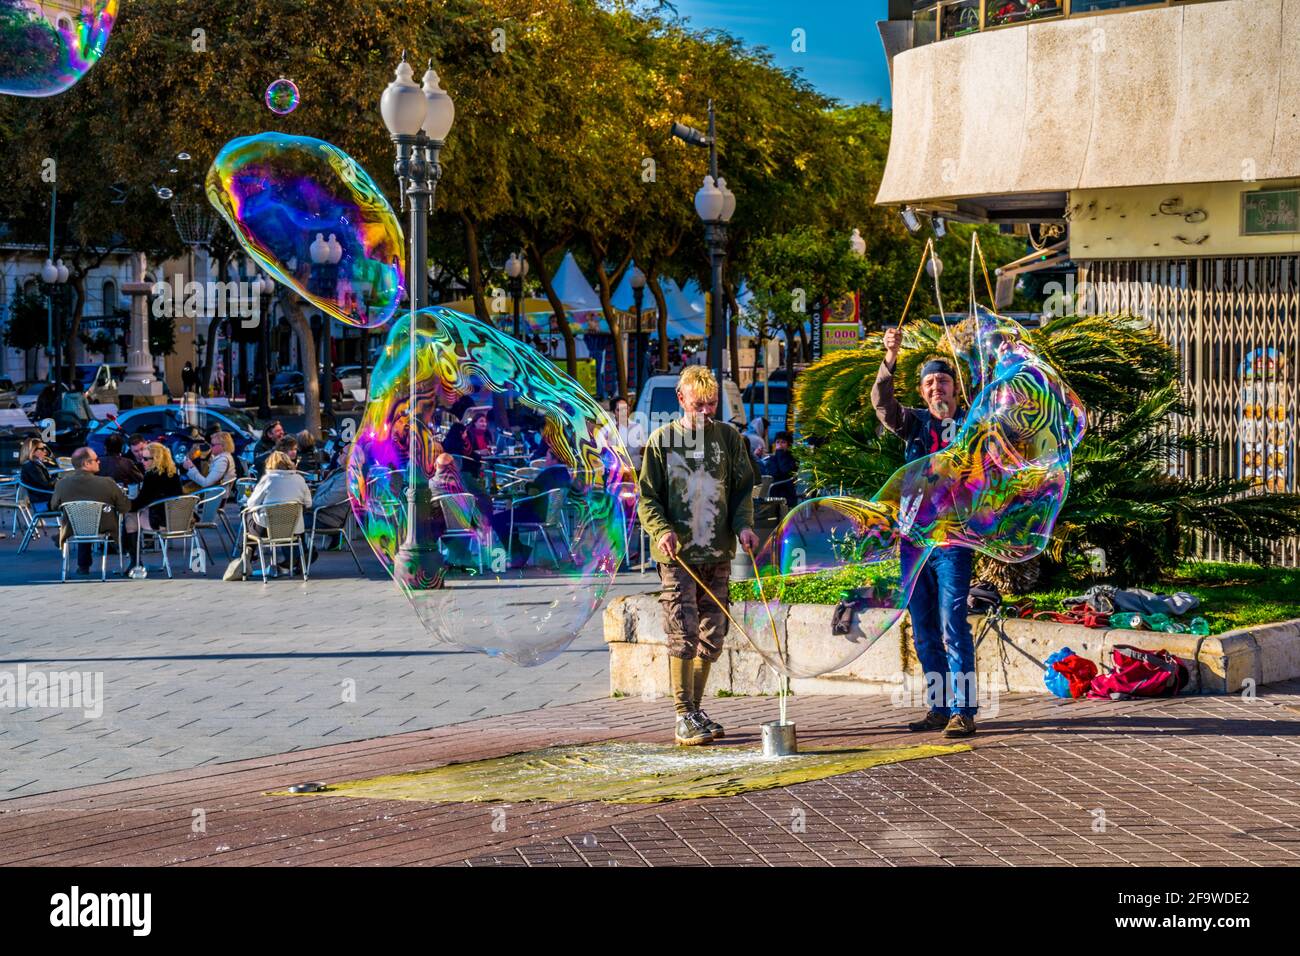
(822, 323, 862, 353)
(1242, 189, 1300, 235)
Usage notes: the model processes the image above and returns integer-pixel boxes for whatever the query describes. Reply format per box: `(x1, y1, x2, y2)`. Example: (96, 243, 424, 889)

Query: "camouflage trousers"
(658, 561, 730, 662)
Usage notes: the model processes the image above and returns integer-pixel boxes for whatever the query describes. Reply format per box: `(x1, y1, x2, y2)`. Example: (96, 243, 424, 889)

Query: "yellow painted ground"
(270, 741, 970, 804)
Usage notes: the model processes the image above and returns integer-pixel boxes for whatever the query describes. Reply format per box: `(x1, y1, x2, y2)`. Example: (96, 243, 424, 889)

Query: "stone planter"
(605, 594, 1300, 700)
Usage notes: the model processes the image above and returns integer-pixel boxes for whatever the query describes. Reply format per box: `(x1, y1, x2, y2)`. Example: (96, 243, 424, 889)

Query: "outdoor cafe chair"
(308, 503, 365, 575)
(192, 482, 235, 555)
(58, 500, 123, 582)
(136, 494, 201, 579)
(0, 474, 29, 537)
(239, 501, 307, 582)
(507, 488, 570, 568)
(16, 479, 61, 554)
(433, 492, 491, 573)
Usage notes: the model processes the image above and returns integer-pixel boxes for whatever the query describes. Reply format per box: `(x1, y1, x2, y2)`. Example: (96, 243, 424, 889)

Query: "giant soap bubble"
(349, 307, 636, 666)
(206, 132, 404, 328)
(739, 306, 1087, 678)
(0, 0, 115, 97)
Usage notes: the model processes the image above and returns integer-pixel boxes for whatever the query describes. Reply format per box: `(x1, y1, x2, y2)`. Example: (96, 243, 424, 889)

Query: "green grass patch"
(729, 561, 1300, 636)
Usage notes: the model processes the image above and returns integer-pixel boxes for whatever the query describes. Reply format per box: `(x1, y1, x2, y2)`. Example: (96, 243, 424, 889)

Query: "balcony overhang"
(876, 0, 1300, 217)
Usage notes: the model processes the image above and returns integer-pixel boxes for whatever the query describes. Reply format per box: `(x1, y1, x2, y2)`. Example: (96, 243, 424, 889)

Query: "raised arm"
(871, 326, 912, 440)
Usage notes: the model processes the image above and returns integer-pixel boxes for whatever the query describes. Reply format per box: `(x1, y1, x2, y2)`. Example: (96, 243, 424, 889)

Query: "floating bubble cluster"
(264, 77, 299, 115)
(741, 306, 1086, 678)
(349, 307, 636, 666)
(205, 132, 404, 328)
(0, 0, 116, 97)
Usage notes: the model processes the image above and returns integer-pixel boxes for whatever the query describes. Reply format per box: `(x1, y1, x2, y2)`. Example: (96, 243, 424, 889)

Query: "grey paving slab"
(0, 528, 660, 797)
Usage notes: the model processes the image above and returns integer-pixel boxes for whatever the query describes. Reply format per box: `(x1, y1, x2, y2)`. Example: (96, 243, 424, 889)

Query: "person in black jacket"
(123, 442, 185, 572)
(19, 437, 56, 510)
(761, 431, 799, 508)
(99, 432, 145, 486)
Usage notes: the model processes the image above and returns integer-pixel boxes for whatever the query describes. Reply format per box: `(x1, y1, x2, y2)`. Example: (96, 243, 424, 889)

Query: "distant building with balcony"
(876, 0, 1300, 561)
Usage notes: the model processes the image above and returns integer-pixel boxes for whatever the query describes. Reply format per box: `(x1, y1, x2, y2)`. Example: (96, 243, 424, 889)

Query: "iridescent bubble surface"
(0, 0, 115, 97)
(349, 307, 636, 666)
(205, 132, 404, 329)
(264, 77, 299, 115)
(740, 306, 1087, 678)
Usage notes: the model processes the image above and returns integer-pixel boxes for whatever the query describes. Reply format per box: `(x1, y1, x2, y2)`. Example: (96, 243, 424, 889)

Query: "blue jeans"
(904, 543, 977, 718)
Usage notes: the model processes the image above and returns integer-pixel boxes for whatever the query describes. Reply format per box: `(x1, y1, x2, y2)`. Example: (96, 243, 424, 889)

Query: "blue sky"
(666, 0, 893, 107)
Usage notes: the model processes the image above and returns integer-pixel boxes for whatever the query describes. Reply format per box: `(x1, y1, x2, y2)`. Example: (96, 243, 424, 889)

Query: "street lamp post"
(252, 272, 275, 419)
(382, 53, 454, 588)
(674, 101, 737, 388)
(630, 266, 646, 398)
(505, 252, 528, 340)
(310, 232, 343, 419)
(40, 258, 69, 387)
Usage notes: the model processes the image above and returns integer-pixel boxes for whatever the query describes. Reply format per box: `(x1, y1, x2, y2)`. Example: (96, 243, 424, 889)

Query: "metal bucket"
(760, 720, 797, 757)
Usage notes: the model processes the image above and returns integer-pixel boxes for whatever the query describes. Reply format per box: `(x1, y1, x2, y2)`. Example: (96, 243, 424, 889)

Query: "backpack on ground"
(1087, 644, 1190, 700)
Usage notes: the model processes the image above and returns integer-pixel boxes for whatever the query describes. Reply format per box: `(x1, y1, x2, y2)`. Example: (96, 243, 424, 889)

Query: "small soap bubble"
(264, 77, 300, 115)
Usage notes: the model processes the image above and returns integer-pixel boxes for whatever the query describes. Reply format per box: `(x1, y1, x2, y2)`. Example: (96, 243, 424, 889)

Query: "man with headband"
(638, 366, 760, 746)
(872, 327, 978, 738)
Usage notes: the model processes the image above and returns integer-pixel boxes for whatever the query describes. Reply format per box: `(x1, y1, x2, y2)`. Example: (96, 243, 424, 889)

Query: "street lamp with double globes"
(629, 266, 646, 397)
(694, 174, 736, 388)
(40, 258, 70, 385)
(309, 233, 344, 417)
(505, 252, 529, 340)
(381, 52, 455, 589)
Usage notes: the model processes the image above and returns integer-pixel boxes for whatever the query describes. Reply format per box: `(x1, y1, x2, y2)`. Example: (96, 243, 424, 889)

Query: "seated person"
(180, 430, 237, 492)
(253, 420, 286, 474)
(50, 447, 129, 575)
(296, 429, 322, 475)
(762, 430, 799, 507)
(224, 451, 313, 580)
(465, 413, 494, 455)
(18, 437, 56, 511)
(99, 432, 144, 486)
(123, 443, 185, 573)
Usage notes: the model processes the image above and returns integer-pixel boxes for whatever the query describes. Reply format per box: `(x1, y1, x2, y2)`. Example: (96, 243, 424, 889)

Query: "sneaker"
(674, 714, 712, 746)
(907, 710, 950, 732)
(943, 714, 977, 739)
(693, 709, 724, 739)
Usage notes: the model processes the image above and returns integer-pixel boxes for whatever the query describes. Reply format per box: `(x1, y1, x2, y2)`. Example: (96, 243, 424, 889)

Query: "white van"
(634, 374, 747, 434)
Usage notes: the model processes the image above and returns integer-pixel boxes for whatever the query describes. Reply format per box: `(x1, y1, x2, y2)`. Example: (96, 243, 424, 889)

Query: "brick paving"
(2, 684, 1299, 866)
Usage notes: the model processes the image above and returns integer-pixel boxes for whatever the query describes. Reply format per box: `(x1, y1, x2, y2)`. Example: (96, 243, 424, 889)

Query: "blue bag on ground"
(1044, 647, 1075, 698)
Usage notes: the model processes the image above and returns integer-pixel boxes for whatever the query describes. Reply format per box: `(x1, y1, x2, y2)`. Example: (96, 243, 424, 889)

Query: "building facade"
(877, 0, 1300, 562)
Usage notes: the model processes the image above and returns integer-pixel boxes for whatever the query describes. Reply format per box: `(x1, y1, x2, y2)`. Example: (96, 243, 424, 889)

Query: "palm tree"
(793, 312, 1300, 591)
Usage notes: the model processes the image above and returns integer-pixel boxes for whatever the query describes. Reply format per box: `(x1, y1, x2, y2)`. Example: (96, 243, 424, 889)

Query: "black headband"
(921, 359, 956, 380)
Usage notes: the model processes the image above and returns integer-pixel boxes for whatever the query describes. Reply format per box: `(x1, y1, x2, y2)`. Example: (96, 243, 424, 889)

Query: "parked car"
(86, 404, 261, 466)
(248, 369, 343, 406)
(334, 365, 364, 392)
(16, 381, 46, 416)
(742, 373, 791, 436)
(634, 373, 747, 433)
(0, 378, 16, 409)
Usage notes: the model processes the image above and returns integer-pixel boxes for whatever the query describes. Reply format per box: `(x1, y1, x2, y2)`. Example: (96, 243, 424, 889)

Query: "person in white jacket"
(224, 451, 312, 580)
(181, 431, 237, 492)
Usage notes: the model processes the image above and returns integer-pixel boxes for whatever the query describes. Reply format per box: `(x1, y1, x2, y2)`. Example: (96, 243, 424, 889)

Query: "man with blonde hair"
(638, 366, 759, 745)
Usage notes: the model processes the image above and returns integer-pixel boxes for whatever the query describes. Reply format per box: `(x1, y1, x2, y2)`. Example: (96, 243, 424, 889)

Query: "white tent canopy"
(660, 277, 706, 339)
(551, 251, 603, 313)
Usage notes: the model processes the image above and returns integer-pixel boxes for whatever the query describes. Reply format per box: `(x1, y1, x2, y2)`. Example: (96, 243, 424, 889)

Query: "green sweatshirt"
(637, 416, 755, 565)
